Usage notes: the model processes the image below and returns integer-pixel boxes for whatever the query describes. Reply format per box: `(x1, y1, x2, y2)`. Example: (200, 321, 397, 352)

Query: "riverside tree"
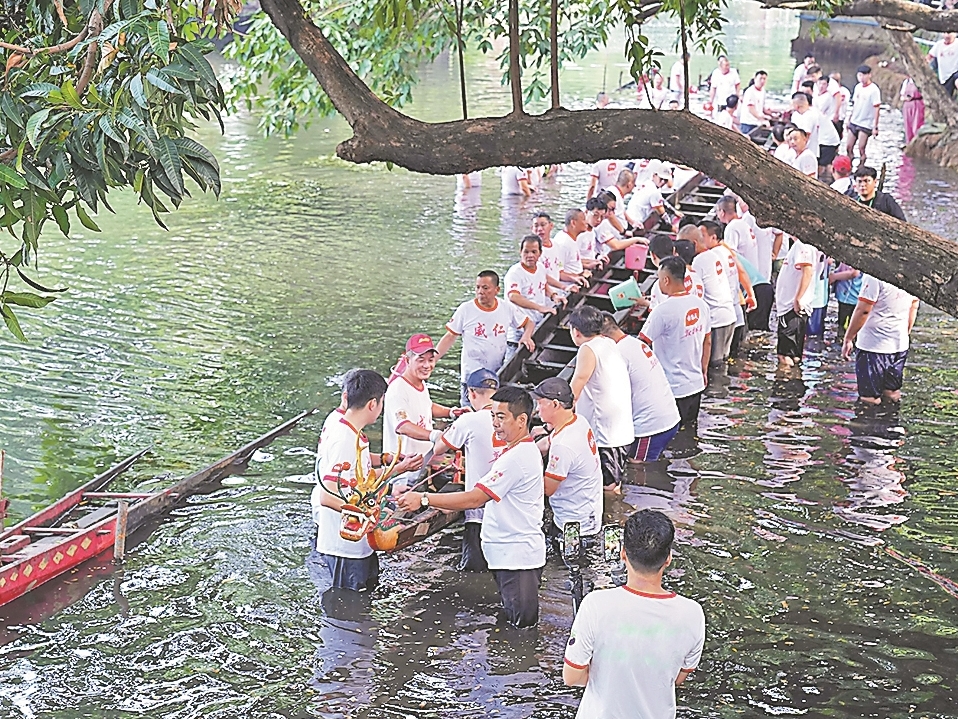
(2, 0, 958, 339)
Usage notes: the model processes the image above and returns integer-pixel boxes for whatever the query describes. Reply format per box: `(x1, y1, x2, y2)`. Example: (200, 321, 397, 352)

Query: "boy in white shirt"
(845, 65, 881, 168)
(841, 276, 920, 405)
(312, 370, 423, 591)
(774, 240, 816, 370)
(564, 509, 705, 719)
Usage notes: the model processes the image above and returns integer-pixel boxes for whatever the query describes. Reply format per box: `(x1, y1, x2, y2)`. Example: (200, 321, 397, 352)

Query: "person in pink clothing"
(899, 76, 925, 144)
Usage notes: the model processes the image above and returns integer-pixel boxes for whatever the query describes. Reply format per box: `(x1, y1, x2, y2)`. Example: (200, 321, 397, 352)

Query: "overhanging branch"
(259, 0, 958, 317)
(762, 0, 958, 33)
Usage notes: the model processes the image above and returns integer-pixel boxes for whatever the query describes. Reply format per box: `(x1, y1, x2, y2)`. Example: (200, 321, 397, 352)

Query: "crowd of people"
(310, 52, 924, 719)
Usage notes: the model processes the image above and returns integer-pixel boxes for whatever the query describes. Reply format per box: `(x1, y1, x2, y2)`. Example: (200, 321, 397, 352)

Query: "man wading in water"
(397, 387, 546, 627)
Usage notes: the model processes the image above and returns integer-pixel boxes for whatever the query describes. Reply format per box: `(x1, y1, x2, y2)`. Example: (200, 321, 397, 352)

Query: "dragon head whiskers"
(379, 435, 403, 485)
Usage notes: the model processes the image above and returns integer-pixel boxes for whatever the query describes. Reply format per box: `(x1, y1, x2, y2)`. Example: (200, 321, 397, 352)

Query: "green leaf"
(52, 204, 71, 236)
(0, 93, 24, 127)
(25, 108, 51, 147)
(129, 75, 148, 108)
(15, 267, 68, 293)
(145, 68, 182, 95)
(1, 291, 57, 308)
(75, 202, 101, 232)
(178, 42, 218, 86)
(156, 136, 185, 194)
(1, 305, 27, 342)
(148, 20, 171, 63)
(0, 164, 28, 189)
(61, 80, 84, 109)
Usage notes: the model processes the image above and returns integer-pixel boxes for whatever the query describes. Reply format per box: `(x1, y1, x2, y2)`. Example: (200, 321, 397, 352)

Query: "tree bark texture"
(885, 29, 956, 129)
(763, 0, 958, 32)
(259, 0, 958, 317)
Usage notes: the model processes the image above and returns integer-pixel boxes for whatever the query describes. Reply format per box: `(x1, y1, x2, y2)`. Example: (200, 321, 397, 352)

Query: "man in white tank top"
(567, 306, 634, 493)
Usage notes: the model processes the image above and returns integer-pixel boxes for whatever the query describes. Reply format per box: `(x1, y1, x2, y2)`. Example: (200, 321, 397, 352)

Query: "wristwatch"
(420, 493, 430, 508)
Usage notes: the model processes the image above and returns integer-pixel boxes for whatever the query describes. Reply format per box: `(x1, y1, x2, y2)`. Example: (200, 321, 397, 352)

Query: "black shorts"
(855, 348, 909, 397)
(675, 392, 703, 428)
(492, 566, 543, 628)
(819, 144, 838, 166)
(459, 522, 488, 572)
(777, 309, 808, 360)
(847, 122, 873, 139)
(598, 445, 629, 487)
(311, 550, 380, 592)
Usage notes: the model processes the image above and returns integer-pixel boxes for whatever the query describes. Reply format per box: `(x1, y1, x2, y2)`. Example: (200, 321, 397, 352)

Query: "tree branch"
(508, 0, 524, 115)
(1, 29, 89, 57)
(885, 29, 957, 129)
(762, 0, 958, 33)
(550, 0, 560, 110)
(259, 0, 958, 317)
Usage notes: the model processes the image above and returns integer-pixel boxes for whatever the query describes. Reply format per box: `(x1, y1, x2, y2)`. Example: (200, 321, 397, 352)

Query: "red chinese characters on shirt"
(492, 323, 506, 337)
(475, 322, 487, 338)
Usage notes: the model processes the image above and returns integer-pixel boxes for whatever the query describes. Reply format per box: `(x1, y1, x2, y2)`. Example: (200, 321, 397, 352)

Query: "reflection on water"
(2, 2, 958, 716)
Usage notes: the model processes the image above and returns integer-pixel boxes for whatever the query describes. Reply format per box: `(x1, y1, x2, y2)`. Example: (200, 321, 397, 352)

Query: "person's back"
(575, 335, 634, 449)
(564, 509, 705, 719)
(856, 275, 917, 354)
(691, 246, 736, 328)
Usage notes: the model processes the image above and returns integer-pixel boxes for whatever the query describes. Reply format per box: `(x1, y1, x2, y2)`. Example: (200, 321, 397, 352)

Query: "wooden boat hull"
(0, 409, 315, 608)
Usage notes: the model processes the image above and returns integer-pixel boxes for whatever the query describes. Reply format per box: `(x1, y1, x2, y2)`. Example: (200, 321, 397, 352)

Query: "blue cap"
(466, 368, 500, 390)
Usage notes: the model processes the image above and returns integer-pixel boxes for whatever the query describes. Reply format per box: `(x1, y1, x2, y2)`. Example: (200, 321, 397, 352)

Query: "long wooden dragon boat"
(0, 409, 315, 608)
(498, 171, 726, 387)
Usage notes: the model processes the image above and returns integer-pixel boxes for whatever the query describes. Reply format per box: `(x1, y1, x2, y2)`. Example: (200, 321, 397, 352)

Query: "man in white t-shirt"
(684, 224, 736, 368)
(669, 53, 690, 106)
(708, 55, 741, 117)
(845, 65, 881, 168)
(640, 256, 712, 429)
(501, 166, 532, 197)
(384, 334, 454, 487)
(927, 32, 958, 96)
(504, 236, 566, 342)
(437, 270, 534, 407)
(433, 368, 505, 571)
(564, 509, 705, 719)
(532, 377, 603, 537)
(533, 211, 587, 288)
(398, 386, 546, 627)
(312, 369, 423, 591)
(594, 189, 646, 253)
(605, 169, 639, 229)
(602, 315, 681, 462)
(553, 209, 592, 280)
(715, 196, 774, 331)
(587, 159, 624, 200)
(568, 305, 634, 492)
(578, 196, 610, 270)
(627, 160, 674, 231)
(792, 52, 816, 93)
(790, 91, 823, 164)
(740, 71, 772, 134)
(774, 239, 816, 370)
(841, 276, 919, 405)
(786, 127, 818, 177)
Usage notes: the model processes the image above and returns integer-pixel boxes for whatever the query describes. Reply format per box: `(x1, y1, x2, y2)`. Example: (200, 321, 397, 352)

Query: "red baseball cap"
(832, 155, 852, 174)
(405, 333, 437, 355)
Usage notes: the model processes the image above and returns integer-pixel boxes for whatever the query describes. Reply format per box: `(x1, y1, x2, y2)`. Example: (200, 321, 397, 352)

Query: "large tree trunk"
(886, 29, 956, 128)
(260, 0, 958, 317)
(762, 0, 958, 32)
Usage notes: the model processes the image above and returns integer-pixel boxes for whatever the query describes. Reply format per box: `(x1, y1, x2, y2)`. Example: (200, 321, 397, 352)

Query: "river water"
(2, 3, 958, 717)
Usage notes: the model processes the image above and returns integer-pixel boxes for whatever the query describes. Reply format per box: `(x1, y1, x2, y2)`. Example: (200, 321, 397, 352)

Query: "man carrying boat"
(532, 377, 604, 538)
(532, 212, 588, 288)
(683, 225, 736, 370)
(312, 369, 423, 591)
(567, 306, 634, 493)
(397, 387, 546, 628)
(627, 160, 675, 231)
(594, 190, 646, 253)
(431, 368, 505, 571)
(384, 334, 455, 488)
(436, 270, 535, 407)
(504, 236, 568, 357)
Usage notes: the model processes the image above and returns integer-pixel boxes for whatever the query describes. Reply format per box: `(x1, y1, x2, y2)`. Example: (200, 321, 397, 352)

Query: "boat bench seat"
(70, 506, 118, 530)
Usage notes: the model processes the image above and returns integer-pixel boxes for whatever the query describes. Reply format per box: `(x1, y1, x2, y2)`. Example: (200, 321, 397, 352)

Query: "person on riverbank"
(845, 65, 881, 169)
(669, 53, 690, 107)
(313, 370, 423, 592)
(793, 89, 840, 177)
(842, 276, 919, 405)
(830, 155, 853, 194)
(563, 509, 705, 719)
(740, 71, 772, 135)
(384, 334, 454, 488)
(708, 56, 741, 117)
(899, 76, 925, 144)
(640, 256, 712, 429)
(927, 32, 958, 97)
(436, 270, 534, 407)
(432, 369, 504, 572)
(713, 95, 739, 131)
(685, 224, 736, 369)
(774, 239, 816, 370)
(786, 127, 818, 177)
(567, 306, 634, 492)
(601, 315, 681, 462)
(397, 386, 546, 627)
(532, 377, 603, 538)
(853, 166, 906, 221)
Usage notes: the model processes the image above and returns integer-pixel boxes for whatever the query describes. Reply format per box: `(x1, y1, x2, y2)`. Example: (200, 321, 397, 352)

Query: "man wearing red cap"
(831, 155, 853, 194)
(383, 333, 454, 488)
